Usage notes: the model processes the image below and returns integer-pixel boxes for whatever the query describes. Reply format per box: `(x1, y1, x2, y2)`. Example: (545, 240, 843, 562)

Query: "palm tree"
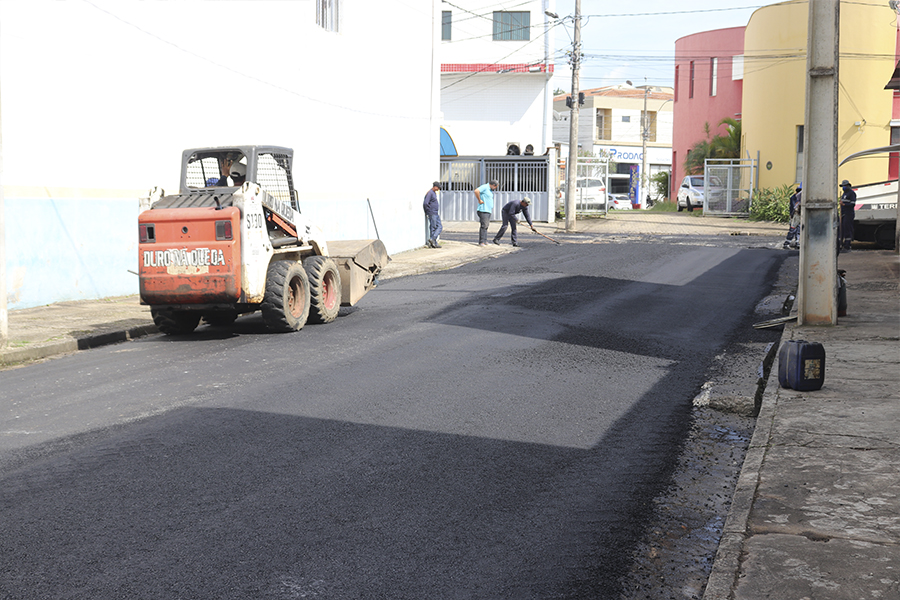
(710, 117, 742, 159)
(683, 118, 742, 174)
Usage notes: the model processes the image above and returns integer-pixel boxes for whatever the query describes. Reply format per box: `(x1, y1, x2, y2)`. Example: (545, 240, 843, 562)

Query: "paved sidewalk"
(703, 249, 900, 600)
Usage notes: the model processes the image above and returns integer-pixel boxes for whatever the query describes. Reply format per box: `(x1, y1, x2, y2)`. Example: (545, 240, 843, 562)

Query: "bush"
(750, 184, 793, 223)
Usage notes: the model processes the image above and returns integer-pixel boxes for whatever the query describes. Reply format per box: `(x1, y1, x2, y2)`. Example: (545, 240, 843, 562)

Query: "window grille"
(492, 11, 530, 41)
(256, 153, 295, 208)
(317, 0, 339, 32)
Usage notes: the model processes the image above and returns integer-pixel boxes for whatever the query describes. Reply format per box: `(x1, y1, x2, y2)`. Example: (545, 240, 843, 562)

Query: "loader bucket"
(326, 239, 390, 306)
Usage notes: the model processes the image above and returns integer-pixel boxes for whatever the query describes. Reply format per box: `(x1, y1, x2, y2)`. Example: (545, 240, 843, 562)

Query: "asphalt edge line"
(701, 320, 793, 600)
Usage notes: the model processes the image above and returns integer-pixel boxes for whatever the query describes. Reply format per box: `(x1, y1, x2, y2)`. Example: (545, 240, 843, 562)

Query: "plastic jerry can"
(778, 340, 826, 391)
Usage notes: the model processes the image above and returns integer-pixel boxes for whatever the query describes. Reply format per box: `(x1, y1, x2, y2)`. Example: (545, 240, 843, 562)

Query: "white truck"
(848, 180, 898, 248)
(138, 146, 388, 334)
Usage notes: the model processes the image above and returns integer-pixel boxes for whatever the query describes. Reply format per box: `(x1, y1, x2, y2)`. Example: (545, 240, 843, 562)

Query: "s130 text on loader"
(138, 145, 388, 334)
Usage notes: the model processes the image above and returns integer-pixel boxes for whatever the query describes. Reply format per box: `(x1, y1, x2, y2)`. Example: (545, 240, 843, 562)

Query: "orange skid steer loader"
(138, 145, 388, 334)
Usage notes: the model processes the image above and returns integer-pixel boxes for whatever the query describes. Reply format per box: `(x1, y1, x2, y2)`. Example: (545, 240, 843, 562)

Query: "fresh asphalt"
(0, 229, 789, 599)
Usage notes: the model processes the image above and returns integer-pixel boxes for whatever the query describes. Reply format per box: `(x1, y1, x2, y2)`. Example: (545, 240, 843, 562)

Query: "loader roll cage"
(182, 145, 298, 211)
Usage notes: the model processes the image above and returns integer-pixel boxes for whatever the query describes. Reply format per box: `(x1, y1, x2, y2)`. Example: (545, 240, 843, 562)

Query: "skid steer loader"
(138, 145, 388, 334)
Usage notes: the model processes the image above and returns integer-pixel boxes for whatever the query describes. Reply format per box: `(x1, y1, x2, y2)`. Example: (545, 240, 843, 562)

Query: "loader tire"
(261, 260, 310, 332)
(152, 308, 201, 335)
(304, 256, 342, 324)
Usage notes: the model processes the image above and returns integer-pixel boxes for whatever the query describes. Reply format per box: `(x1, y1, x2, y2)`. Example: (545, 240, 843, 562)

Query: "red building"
(671, 27, 745, 201)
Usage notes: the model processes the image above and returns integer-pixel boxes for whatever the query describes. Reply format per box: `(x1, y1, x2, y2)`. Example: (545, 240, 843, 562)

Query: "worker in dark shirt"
(492, 197, 536, 247)
(839, 179, 856, 251)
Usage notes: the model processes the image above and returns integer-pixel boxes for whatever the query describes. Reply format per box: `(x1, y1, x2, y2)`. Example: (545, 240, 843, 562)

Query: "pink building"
(671, 27, 745, 202)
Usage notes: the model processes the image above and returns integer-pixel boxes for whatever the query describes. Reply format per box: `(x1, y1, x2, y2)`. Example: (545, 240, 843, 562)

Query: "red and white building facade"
(440, 1, 556, 156)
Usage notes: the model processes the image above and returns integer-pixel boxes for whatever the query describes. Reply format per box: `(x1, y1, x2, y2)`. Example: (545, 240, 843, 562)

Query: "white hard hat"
(230, 161, 246, 178)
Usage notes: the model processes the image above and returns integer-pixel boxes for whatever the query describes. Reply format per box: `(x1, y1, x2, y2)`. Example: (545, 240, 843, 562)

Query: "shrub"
(750, 184, 793, 223)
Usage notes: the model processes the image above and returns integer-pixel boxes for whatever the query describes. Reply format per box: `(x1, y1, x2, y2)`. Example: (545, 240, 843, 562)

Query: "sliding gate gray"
(439, 152, 557, 222)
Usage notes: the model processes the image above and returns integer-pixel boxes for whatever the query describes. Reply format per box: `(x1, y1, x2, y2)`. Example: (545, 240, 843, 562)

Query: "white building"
(0, 0, 441, 309)
(553, 84, 673, 202)
(440, 1, 556, 156)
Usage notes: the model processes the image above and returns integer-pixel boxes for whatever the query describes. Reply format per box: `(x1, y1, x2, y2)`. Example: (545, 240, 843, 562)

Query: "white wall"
(439, 0, 555, 156)
(1, 0, 441, 309)
(440, 0, 550, 65)
(441, 75, 548, 156)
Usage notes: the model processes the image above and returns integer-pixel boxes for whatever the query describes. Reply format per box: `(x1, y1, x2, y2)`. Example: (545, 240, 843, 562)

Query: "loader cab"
(180, 145, 299, 211)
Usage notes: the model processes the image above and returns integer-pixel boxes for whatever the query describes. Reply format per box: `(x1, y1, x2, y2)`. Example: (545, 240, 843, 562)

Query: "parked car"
(608, 194, 633, 210)
(559, 178, 607, 211)
(677, 175, 723, 211)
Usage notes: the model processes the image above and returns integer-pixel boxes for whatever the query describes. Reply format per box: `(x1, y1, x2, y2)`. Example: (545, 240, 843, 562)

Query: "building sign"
(629, 165, 640, 204)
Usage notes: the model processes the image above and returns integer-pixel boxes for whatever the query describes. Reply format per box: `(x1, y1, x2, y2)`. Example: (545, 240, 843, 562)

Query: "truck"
(138, 146, 389, 334)
(839, 144, 899, 249)
(849, 180, 897, 249)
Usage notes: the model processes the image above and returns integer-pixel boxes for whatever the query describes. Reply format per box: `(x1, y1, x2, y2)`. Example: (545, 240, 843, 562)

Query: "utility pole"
(565, 0, 581, 232)
(640, 80, 649, 209)
(798, 0, 839, 325)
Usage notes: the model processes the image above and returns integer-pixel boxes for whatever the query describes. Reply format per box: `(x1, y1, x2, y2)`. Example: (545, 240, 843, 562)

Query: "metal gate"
(703, 158, 758, 215)
(439, 151, 557, 222)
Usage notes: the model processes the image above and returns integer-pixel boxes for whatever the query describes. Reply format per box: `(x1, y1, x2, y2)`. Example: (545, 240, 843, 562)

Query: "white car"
(608, 194, 633, 210)
(559, 178, 607, 211)
(677, 175, 723, 211)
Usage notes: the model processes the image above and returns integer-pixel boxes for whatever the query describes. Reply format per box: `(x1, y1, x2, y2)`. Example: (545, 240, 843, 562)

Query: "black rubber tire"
(203, 311, 238, 327)
(151, 308, 201, 335)
(304, 256, 342, 324)
(677, 201, 684, 212)
(261, 260, 310, 332)
(686, 197, 694, 212)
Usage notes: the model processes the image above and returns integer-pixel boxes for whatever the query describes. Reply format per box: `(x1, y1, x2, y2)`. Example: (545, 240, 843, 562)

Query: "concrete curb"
(0, 324, 159, 367)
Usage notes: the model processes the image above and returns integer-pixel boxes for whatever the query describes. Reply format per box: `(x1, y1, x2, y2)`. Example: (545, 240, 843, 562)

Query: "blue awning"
(440, 127, 458, 157)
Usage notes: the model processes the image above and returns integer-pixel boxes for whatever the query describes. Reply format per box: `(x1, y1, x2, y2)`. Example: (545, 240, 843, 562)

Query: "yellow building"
(742, 1, 896, 190)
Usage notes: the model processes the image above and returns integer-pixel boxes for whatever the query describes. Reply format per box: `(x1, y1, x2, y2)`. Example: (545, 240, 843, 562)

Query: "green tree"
(683, 118, 742, 174)
(709, 117, 742, 159)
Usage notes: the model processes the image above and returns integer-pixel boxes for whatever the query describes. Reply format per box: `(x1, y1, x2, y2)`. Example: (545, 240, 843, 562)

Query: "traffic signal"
(565, 96, 574, 108)
(578, 92, 585, 105)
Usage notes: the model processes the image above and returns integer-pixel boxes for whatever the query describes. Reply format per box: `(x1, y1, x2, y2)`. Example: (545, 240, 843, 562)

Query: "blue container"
(778, 340, 826, 391)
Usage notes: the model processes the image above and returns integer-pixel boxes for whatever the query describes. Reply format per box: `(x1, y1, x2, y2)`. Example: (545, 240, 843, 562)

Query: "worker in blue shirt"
(474, 179, 499, 246)
(493, 197, 536, 247)
(423, 181, 442, 248)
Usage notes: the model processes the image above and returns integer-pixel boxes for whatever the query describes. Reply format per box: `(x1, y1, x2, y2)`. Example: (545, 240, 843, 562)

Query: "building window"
(891, 126, 900, 180)
(689, 61, 695, 99)
(674, 65, 680, 101)
(317, 0, 339, 32)
(622, 116, 631, 123)
(597, 108, 611, 140)
(442, 11, 451, 40)
(710, 57, 718, 96)
(645, 111, 658, 142)
(493, 11, 530, 41)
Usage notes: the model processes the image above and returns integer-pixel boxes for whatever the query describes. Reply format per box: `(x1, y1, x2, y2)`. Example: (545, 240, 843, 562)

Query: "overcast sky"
(548, 1, 775, 92)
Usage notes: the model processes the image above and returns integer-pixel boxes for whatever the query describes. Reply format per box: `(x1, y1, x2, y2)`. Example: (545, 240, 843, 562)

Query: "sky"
(547, 0, 777, 92)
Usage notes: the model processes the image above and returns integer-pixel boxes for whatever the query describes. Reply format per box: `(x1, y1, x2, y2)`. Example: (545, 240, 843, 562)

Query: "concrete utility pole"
(640, 81, 649, 209)
(565, 0, 581, 232)
(798, 0, 839, 325)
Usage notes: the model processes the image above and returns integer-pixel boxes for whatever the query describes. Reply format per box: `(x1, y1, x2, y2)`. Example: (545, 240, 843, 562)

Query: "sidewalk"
(703, 249, 900, 599)
(3, 213, 898, 597)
